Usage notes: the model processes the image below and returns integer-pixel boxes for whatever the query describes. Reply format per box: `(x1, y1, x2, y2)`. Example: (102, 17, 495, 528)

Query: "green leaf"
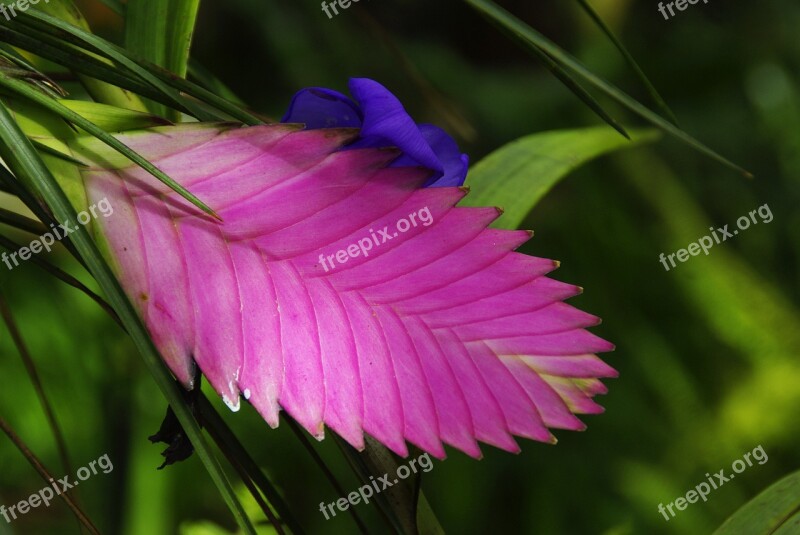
(124, 0, 168, 71)
(125, 0, 201, 119)
(360, 438, 445, 535)
(462, 0, 751, 177)
(417, 494, 446, 535)
(72, 0, 247, 117)
(455, 0, 628, 139)
(166, 0, 201, 78)
(125, 0, 202, 79)
(0, 73, 219, 219)
(714, 471, 800, 535)
(0, 98, 257, 535)
(463, 127, 660, 229)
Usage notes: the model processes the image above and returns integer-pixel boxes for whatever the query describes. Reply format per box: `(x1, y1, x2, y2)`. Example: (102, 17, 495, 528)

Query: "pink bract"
(74, 123, 616, 459)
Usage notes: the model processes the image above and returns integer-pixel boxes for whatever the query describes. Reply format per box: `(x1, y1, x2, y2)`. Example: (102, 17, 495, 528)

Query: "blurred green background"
(1, 0, 799, 533)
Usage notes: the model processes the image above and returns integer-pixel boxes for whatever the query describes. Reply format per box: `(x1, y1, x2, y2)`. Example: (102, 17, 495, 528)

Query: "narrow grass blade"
(31, 138, 88, 166)
(333, 435, 402, 533)
(463, 0, 751, 176)
(0, 24, 193, 112)
(0, 73, 220, 219)
(9, 8, 219, 121)
(0, 99, 256, 535)
(0, 207, 48, 235)
(531, 44, 628, 139)
(0, 234, 121, 325)
(0, 161, 58, 230)
(79, 0, 251, 122)
(188, 60, 247, 105)
(575, 0, 679, 125)
(198, 394, 305, 535)
(124, 0, 169, 117)
(59, 99, 172, 131)
(6, 10, 262, 124)
(202, 411, 288, 535)
(0, 44, 66, 97)
(0, 293, 73, 476)
(0, 416, 99, 534)
(32, 0, 149, 111)
(228, 459, 287, 535)
(0, 165, 89, 269)
(0, 288, 90, 535)
(332, 436, 445, 534)
(124, 0, 200, 118)
(284, 417, 370, 534)
(151, 65, 264, 125)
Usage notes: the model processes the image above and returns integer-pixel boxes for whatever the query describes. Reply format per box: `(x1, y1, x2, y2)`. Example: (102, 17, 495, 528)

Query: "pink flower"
(77, 118, 615, 459)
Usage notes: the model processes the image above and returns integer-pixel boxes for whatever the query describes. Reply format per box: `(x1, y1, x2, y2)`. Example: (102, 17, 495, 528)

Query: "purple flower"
(282, 78, 469, 187)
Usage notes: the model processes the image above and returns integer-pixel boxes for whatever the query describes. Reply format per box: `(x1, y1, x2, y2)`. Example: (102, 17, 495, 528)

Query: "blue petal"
(281, 87, 362, 129)
(348, 78, 444, 175)
(415, 124, 469, 187)
(281, 79, 470, 188)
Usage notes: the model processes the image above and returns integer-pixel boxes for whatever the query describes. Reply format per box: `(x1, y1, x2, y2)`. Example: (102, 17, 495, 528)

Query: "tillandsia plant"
(0, 0, 760, 533)
(68, 78, 618, 458)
